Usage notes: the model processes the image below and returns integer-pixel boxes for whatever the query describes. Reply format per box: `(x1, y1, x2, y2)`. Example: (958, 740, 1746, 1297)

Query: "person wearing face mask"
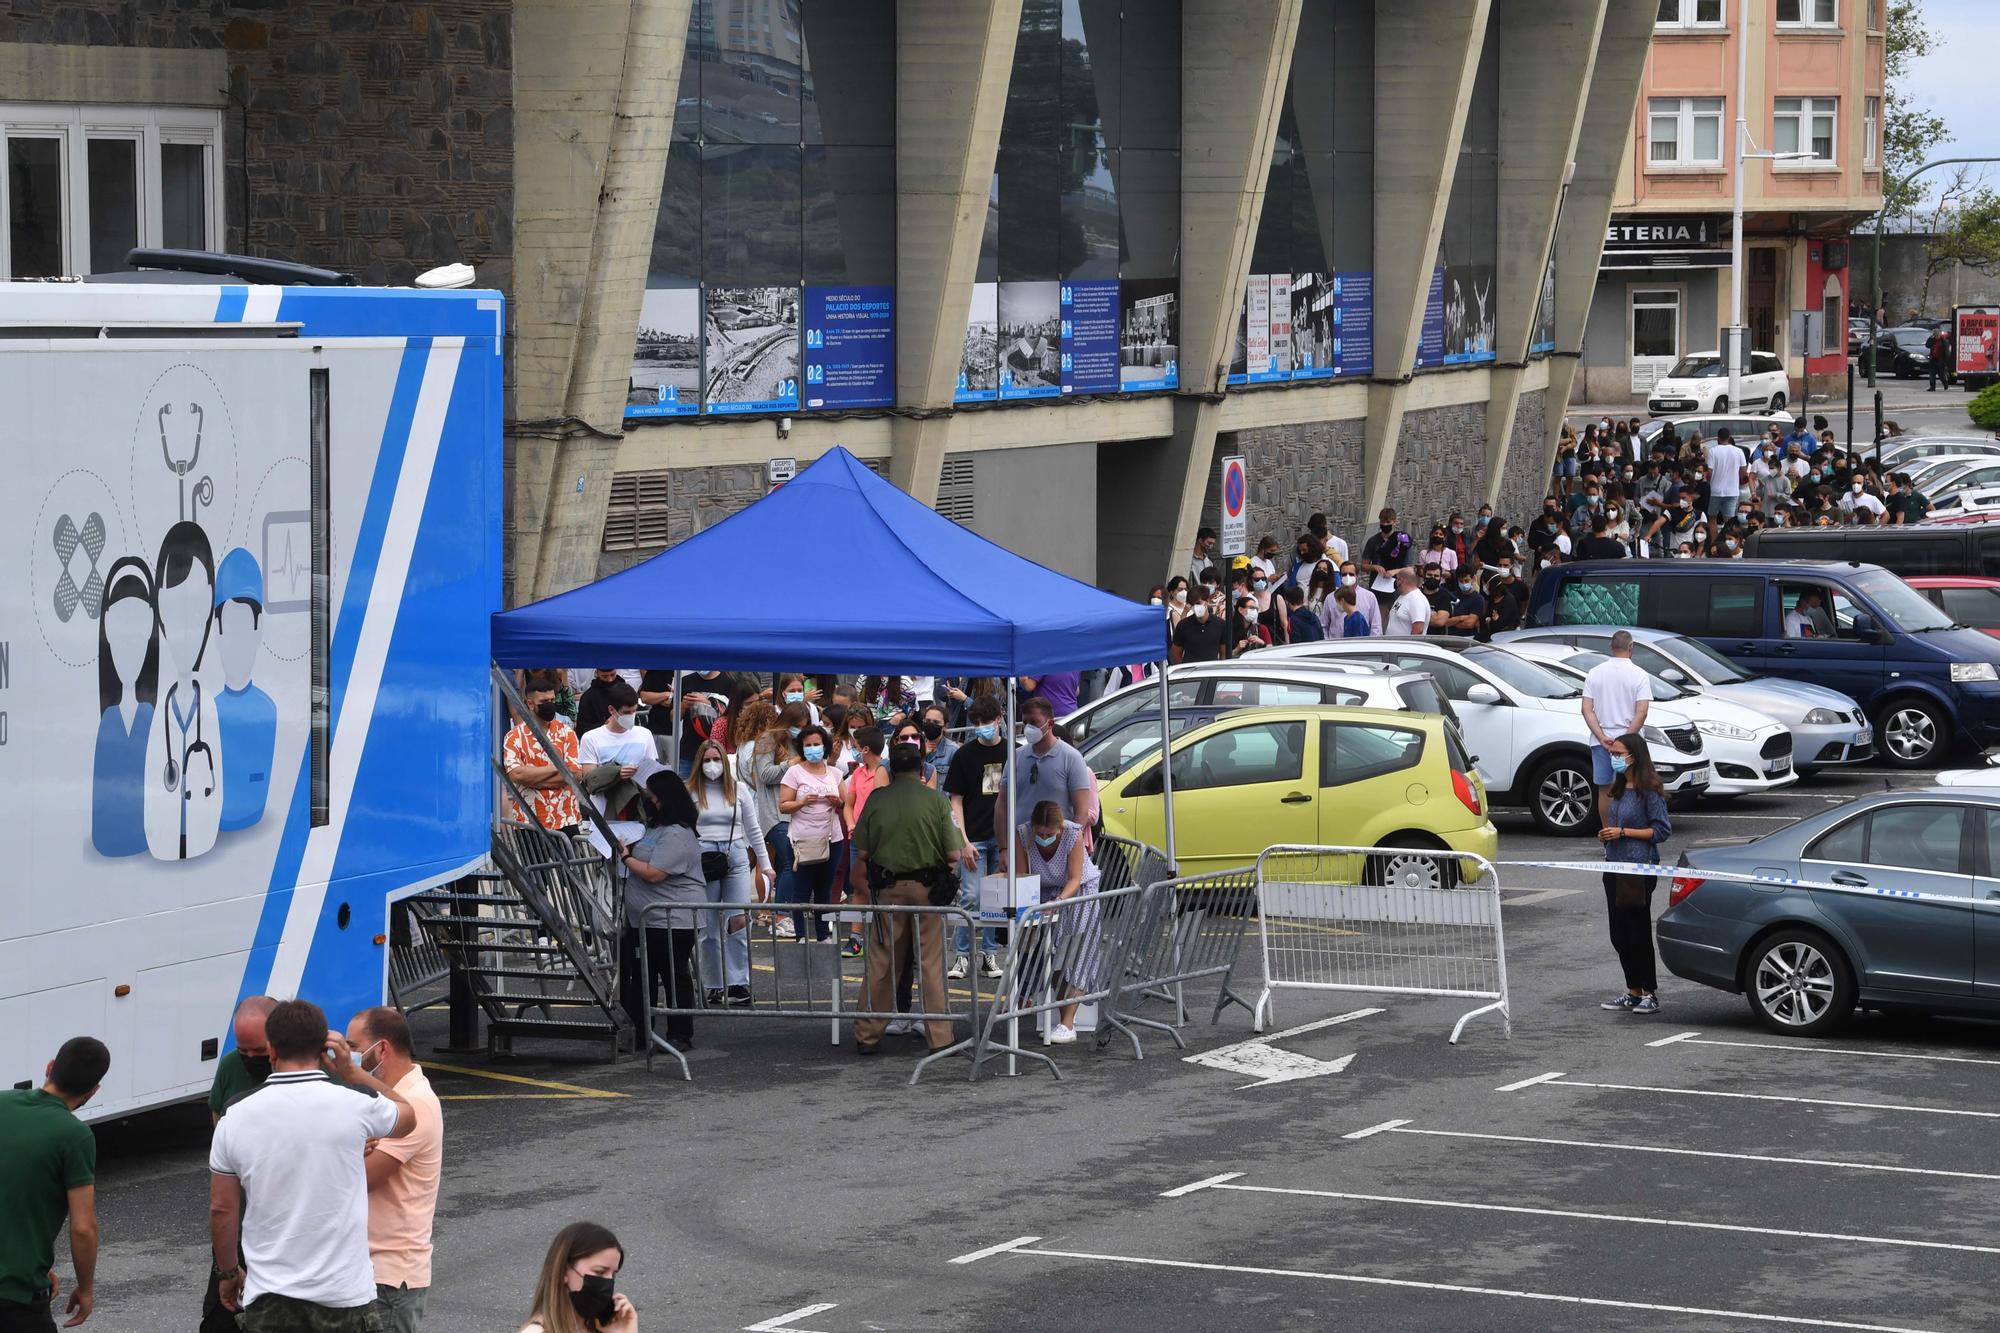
(573, 668, 625, 737)
(1443, 512, 1474, 569)
(1014, 799, 1105, 1045)
(577, 682, 662, 848)
(1565, 486, 1601, 543)
(1435, 568, 1484, 634)
(343, 1008, 441, 1333)
(1228, 593, 1269, 656)
(1471, 512, 1513, 576)
(772, 674, 822, 727)
(1012, 696, 1094, 828)
(518, 1222, 636, 1333)
(944, 696, 1009, 979)
(1528, 498, 1565, 566)
(200, 995, 275, 1330)
(1595, 733, 1671, 1016)
(778, 725, 846, 943)
(504, 671, 584, 834)
(1169, 585, 1228, 663)
(1840, 479, 1886, 524)
(746, 702, 806, 937)
(692, 738, 769, 1000)
(1190, 525, 1220, 588)
(1360, 508, 1415, 616)
(1425, 530, 1459, 578)
(917, 703, 958, 786)
(1480, 564, 1525, 640)
(618, 772, 707, 1048)
(1162, 576, 1192, 632)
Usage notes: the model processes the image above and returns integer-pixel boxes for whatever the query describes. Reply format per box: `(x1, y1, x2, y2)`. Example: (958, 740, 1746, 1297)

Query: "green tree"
(1882, 0, 1949, 219)
(1918, 182, 2000, 314)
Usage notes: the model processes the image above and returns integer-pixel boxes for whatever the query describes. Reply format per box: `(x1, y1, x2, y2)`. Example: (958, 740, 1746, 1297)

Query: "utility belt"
(869, 862, 955, 905)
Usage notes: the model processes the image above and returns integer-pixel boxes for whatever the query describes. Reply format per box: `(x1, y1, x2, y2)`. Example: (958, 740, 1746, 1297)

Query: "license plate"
(1766, 757, 1792, 775)
(1855, 729, 1872, 747)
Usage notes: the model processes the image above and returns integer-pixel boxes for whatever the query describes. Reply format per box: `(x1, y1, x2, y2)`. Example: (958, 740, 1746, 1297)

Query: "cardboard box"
(979, 874, 1041, 922)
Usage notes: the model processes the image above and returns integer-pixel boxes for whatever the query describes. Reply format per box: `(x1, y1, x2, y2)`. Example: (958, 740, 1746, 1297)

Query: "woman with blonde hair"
(692, 735, 768, 1005)
(519, 1221, 636, 1332)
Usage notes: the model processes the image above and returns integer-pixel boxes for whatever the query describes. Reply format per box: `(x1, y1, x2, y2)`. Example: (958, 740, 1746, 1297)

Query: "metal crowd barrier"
(1090, 832, 1175, 894)
(630, 898, 986, 1084)
(970, 882, 1155, 1081)
(1107, 866, 1262, 1050)
(1253, 845, 1510, 1044)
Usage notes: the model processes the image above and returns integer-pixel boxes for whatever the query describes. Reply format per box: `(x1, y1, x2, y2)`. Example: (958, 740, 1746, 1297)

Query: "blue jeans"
(782, 837, 841, 940)
(953, 839, 1002, 959)
(699, 841, 754, 987)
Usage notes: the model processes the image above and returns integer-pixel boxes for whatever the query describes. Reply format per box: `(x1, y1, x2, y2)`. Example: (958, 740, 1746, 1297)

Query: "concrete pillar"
(887, 0, 1021, 505)
(510, 0, 691, 602)
(1541, 0, 1653, 475)
(1361, 0, 1491, 523)
(1099, 0, 1301, 598)
(1481, 0, 1608, 500)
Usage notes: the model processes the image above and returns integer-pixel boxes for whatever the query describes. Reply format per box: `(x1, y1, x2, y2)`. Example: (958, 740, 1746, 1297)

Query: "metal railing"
(1253, 845, 1510, 1044)
(971, 882, 1155, 1080)
(1107, 866, 1262, 1050)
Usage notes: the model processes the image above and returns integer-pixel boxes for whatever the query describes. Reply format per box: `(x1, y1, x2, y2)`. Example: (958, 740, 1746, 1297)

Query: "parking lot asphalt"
(72, 768, 1998, 1333)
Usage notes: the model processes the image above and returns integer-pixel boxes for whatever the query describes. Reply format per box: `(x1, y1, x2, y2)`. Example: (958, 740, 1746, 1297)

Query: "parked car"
(1493, 625, 1872, 771)
(1060, 662, 1456, 781)
(1660, 790, 2000, 1034)
(1876, 435, 2000, 469)
(1921, 486, 2000, 519)
(1097, 705, 1497, 882)
(1259, 637, 1712, 833)
(1636, 411, 1794, 456)
(1847, 317, 1875, 356)
(1745, 518, 2000, 575)
(1905, 575, 2000, 639)
(1527, 558, 2000, 766)
(1501, 641, 1798, 795)
(1647, 350, 1791, 416)
(1868, 327, 1936, 379)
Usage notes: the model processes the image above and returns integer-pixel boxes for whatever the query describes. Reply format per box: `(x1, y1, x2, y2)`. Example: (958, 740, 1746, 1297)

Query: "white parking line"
(742, 1305, 838, 1332)
(1650, 1030, 2000, 1068)
(1175, 1180, 2000, 1256)
(1160, 1173, 1244, 1197)
(948, 1235, 1041, 1265)
(1359, 1122, 2000, 1182)
(1495, 1071, 1565, 1092)
(959, 1240, 1939, 1332)
(1534, 1076, 2000, 1120)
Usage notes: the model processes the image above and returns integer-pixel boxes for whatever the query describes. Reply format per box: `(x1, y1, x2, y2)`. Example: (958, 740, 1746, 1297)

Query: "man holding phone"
(209, 999, 415, 1332)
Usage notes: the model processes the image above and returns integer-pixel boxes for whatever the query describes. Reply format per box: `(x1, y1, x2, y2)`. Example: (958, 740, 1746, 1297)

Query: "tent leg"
(1005, 689, 1019, 1078)
(1157, 659, 1176, 872)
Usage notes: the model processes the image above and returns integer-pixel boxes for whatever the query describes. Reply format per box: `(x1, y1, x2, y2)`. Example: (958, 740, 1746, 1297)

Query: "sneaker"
(980, 954, 1004, 979)
(946, 957, 969, 980)
(1629, 994, 1660, 1015)
(1048, 1024, 1077, 1045)
(1599, 994, 1639, 1011)
(841, 937, 863, 958)
(885, 1017, 914, 1036)
(774, 919, 796, 939)
(726, 985, 752, 1006)
(704, 988, 725, 1008)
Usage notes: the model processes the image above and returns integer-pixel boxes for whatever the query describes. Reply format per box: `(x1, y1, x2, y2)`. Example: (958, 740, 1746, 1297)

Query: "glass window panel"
(701, 143, 801, 285)
(1866, 805, 1962, 875)
(160, 141, 207, 250)
(799, 0, 895, 146)
(1692, 113, 1720, 162)
(1461, 39, 1499, 156)
(1003, 0, 1062, 155)
(1061, 135, 1119, 279)
(1117, 148, 1177, 280)
(7, 136, 64, 278)
(1633, 304, 1679, 358)
(1333, 150, 1371, 275)
(651, 142, 702, 284)
(1658, 0, 1679, 20)
(1332, 0, 1374, 155)
(1650, 112, 1681, 162)
(1811, 111, 1834, 159)
(997, 148, 1060, 280)
(86, 137, 138, 274)
(1814, 0, 1835, 22)
(703, 0, 803, 145)
(802, 144, 893, 283)
(1120, 0, 1180, 149)
(676, 0, 709, 141)
(1773, 114, 1800, 155)
(1777, 0, 1801, 20)
(1293, 152, 1333, 276)
(1060, 0, 1111, 144)
(1697, 0, 1722, 19)
(1287, 12, 1336, 159)
(1250, 138, 1295, 275)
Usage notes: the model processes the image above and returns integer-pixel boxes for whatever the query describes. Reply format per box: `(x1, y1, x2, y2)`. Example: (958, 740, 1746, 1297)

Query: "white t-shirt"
(210, 1070, 402, 1308)
(1388, 590, 1431, 636)
(579, 722, 665, 845)
(1841, 491, 1885, 519)
(1706, 442, 1747, 498)
(1581, 656, 1651, 739)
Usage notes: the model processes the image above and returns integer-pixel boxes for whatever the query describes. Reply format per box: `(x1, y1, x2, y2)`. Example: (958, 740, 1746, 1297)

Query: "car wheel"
(1527, 756, 1596, 836)
(1744, 929, 1855, 1036)
(1368, 837, 1458, 890)
(1876, 696, 1946, 767)
(1768, 392, 1787, 414)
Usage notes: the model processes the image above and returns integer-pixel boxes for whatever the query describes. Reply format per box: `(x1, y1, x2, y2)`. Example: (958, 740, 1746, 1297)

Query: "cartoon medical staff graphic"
(212, 546, 275, 832)
(144, 521, 226, 861)
(92, 556, 158, 858)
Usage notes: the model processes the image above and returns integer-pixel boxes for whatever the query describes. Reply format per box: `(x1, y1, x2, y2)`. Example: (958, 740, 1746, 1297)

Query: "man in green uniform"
(852, 739, 974, 1055)
(0, 1035, 107, 1331)
(203, 995, 273, 1333)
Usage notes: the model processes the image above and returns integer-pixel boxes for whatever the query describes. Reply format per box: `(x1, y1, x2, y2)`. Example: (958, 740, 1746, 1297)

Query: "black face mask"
(241, 1053, 272, 1081)
(920, 719, 944, 741)
(569, 1274, 617, 1326)
(534, 700, 559, 722)
(1379, 523, 1394, 532)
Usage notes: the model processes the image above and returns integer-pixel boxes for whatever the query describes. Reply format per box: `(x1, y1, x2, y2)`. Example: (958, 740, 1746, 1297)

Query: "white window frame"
(1630, 285, 1684, 394)
(0, 103, 223, 279)
(1772, 96, 1839, 167)
(1776, 0, 1839, 29)
(1863, 96, 1880, 167)
(1656, 0, 1725, 29)
(1647, 96, 1727, 169)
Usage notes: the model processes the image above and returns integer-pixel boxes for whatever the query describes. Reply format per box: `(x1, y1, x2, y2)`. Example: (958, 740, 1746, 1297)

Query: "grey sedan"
(1659, 790, 2000, 1035)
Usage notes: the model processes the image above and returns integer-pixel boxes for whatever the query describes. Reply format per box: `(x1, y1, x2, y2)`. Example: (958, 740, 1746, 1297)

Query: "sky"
(1904, 0, 2000, 196)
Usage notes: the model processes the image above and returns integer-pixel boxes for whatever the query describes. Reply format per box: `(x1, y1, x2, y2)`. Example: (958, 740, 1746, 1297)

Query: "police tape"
(1495, 859, 1933, 901)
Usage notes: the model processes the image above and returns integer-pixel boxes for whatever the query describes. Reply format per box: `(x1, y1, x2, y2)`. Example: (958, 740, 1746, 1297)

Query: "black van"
(1744, 522, 2000, 576)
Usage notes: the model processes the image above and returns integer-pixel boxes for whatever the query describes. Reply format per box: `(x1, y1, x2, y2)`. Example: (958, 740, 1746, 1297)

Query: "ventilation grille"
(937, 455, 975, 523)
(603, 470, 672, 551)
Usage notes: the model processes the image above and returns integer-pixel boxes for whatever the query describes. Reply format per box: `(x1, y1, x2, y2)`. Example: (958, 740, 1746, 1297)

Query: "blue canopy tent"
(491, 447, 1166, 675)
(491, 450, 1180, 1073)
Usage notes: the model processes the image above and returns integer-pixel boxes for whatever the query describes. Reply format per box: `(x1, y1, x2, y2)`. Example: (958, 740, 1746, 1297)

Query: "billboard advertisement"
(956, 281, 999, 403)
(1415, 266, 1447, 369)
(1061, 280, 1121, 396)
(1118, 279, 1179, 391)
(1289, 272, 1335, 380)
(1442, 264, 1496, 366)
(803, 285, 894, 410)
(1957, 307, 2000, 381)
(704, 286, 801, 414)
(997, 281, 1063, 400)
(628, 286, 702, 418)
(1334, 271, 1373, 378)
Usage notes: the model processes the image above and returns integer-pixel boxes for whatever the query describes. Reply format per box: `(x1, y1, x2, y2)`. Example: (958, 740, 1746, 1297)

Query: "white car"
(1257, 638, 1711, 834)
(1062, 661, 1456, 780)
(1502, 642, 1797, 796)
(1927, 486, 2000, 518)
(1646, 350, 1791, 417)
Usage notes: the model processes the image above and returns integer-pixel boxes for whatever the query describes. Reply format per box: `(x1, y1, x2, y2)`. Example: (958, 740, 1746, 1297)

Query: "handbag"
(702, 797, 738, 883)
(792, 835, 832, 866)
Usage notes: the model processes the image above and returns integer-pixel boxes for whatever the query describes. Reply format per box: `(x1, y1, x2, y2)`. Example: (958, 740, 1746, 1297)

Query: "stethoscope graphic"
(160, 403, 215, 523)
(161, 678, 216, 858)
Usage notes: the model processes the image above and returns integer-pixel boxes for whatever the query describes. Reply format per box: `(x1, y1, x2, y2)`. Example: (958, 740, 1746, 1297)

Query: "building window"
(1648, 97, 1725, 166)
(1776, 0, 1838, 27)
(0, 104, 222, 279)
(1773, 97, 1837, 163)
(1863, 96, 1880, 167)
(1656, 0, 1724, 28)
(1632, 289, 1682, 360)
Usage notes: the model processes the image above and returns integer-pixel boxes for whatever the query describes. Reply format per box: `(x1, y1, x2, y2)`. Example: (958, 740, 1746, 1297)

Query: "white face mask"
(1150, 596, 1163, 605)
(1192, 602, 1209, 620)
(1022, 724, 1046, 747)
(701, 760, 724, 780)
(1171, 589, 1188, 604)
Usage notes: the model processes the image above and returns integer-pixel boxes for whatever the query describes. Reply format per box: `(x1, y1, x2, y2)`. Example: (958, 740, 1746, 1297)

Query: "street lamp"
(1728, 21, 1816, 417)
(1867, 155, 2000, 388)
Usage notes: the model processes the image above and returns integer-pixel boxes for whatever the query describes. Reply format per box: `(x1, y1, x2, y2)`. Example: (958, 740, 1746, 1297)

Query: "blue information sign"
(803, 286, 895, 410)
(1061, 280, 1121, 396)
(1333, 271, 1373, 378)
(1415, 267, 1446, 370)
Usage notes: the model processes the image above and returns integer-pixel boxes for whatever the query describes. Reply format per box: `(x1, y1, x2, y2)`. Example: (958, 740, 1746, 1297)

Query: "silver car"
(1494, 625, 1872, 770)
(1661, 790, 2000, 1034)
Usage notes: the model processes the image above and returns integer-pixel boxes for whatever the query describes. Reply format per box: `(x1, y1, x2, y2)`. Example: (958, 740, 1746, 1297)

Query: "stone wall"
(1207, 418, 1368, 558)
(594, 463, 764, 580)
(1496, 388, 1549, 529)
(1385, 400, 1490, 535)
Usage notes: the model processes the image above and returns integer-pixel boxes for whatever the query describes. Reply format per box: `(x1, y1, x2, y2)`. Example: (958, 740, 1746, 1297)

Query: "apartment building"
(1579, 0, 1885, 408)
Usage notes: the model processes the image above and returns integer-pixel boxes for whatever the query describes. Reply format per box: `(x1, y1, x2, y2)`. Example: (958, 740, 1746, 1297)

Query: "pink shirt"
(783, 763, 845, 842)
(369, 1066, 444, 1289)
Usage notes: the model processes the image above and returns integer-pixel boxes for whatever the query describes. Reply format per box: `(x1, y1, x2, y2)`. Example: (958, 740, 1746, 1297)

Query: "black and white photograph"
(997, 279, 1061, 396)
(1289, 270, 1335, 375)
(1119, 279, 1180, 389)
(629, 286, 701, 413)
(1442, 263, 1496, 362)
(957, 280, 998, 399)
(702, 285, 800, 411)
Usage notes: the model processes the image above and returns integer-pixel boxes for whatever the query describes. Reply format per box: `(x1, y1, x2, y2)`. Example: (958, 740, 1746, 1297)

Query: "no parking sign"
(1220, 454, 1247, 556)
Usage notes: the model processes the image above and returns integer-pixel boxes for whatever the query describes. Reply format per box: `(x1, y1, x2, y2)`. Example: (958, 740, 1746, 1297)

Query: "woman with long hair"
(1597, 732, 1672, 1015)
(711, 681, 759, 754)
(746, 701, 805, 936)
(777, 722, 845, 942)
(518, 1221, 636, 1333)
(691, 737, 768, 1005)
(618, 771, 705, 1047)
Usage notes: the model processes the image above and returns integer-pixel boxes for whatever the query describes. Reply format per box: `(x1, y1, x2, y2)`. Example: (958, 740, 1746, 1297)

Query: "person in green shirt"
(207, 996, 275, 1123)
(0, 1035, 107, 1330)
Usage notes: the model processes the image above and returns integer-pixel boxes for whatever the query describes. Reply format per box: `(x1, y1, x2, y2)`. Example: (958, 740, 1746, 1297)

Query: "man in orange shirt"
(503, 671, 582, 832)
(345, 1008, 443, 1333)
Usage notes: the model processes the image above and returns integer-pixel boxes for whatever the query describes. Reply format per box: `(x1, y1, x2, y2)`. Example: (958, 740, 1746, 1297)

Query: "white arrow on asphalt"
(1183, 1007, 1382, 1088)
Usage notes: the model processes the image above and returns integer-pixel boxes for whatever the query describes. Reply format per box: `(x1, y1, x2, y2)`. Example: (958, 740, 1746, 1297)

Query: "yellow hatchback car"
(1098, 705, 1498, 882)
